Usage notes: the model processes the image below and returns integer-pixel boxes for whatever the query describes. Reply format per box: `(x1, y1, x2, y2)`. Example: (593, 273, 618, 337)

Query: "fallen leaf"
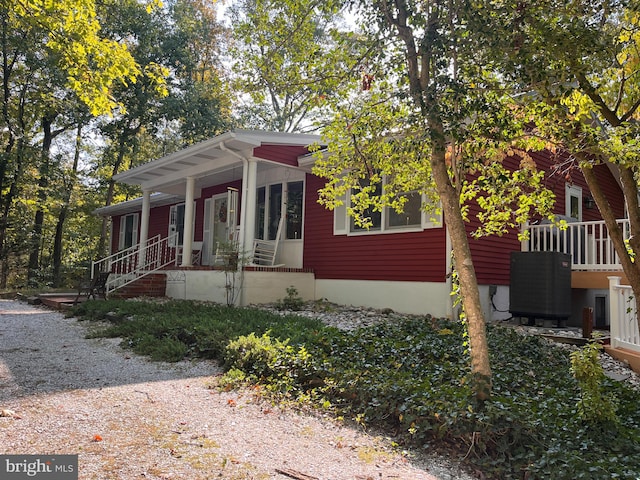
(92, 434, 103, 442)
(227, 399, 237, 407)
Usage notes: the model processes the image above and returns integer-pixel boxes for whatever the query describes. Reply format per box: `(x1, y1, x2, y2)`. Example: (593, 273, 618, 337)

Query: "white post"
(609, 276, 621, 348)
(242, 159, 258, 258)
(521, 221, 530, 252)
(138, 189, 151, 265)
(181, 177, 195, 267)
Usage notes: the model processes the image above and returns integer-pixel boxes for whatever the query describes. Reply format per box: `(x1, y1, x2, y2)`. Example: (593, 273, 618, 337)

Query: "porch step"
(604, 345, 640, 375)
(112, 273, 166, 299)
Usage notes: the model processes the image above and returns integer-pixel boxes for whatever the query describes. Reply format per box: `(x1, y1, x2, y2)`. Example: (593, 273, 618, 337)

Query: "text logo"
(0, 455, 78, 479)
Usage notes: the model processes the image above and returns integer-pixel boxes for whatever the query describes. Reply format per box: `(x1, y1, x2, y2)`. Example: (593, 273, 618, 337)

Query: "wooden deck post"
(582, 307, 593, 339)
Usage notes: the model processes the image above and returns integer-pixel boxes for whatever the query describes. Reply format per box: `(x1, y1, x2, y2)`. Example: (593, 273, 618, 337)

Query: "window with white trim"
(334, 178, 441, 235)
(565, 184, 582, 221)
(168, 202, 196, 247)
(255, 181, 304, 240)
(119, 213, 139, 250)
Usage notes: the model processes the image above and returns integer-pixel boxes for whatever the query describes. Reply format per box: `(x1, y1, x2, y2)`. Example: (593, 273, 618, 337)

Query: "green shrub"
(223, 331, 318, 396)
(570, 339, 618, 424)
(275, 286, 304, 311)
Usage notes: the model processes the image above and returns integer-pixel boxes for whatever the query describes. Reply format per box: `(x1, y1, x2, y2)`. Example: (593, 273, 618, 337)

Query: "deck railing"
(609, 276, 640, 354)
(92, 234, 178, 293)
(524, 219, 630, 270)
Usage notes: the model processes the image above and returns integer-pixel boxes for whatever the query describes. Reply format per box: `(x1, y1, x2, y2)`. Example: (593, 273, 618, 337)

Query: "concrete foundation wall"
(315, 279, 451, 317)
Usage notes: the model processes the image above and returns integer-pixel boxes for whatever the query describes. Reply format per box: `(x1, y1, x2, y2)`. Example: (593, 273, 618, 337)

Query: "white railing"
(91, 234, 178, 293)
(609, 276, 640, 353)
(525, 219, 630, 270)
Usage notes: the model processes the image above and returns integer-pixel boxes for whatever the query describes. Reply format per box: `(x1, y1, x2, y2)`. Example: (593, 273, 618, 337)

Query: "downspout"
(220, 142, 257, 305)
(220, 142, 248, 252)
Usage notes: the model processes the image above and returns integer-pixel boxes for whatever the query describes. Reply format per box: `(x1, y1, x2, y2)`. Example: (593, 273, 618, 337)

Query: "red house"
(95, 130, 628, 326)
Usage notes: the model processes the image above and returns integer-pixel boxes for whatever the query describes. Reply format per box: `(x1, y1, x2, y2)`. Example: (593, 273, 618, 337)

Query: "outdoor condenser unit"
(509, 251, 572, 322)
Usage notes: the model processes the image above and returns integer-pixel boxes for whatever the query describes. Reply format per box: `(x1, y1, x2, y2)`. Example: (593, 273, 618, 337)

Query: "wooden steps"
(111, 273, 166, 298)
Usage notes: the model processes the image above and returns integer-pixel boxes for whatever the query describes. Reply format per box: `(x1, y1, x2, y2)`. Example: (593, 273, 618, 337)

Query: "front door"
(203, 189, 238, 265)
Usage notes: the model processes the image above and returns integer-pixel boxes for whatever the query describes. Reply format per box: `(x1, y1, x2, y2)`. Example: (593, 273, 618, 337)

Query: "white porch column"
(181, 176, 195, 267)
(609, 276, 621, 348)
(138, 189, 151, 262)
(242, 159, 258, 257)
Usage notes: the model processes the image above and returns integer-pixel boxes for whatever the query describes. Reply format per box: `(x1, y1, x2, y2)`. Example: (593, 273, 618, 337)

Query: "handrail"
(93, 234, 178, 293)
(525, 219, 629, 270)
(609, 276, 640, 353)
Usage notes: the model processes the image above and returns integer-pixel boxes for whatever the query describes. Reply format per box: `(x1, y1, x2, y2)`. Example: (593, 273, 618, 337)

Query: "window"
(350, 179, 382, 232)
(118, 213, 139, 250)
(387, 191, 422, 229)
(286, 181, 304, 239)
(255, 181, 304, 240)
(169, 203, 186, 246)
(335, 178, 441, 235)
(566, 184, 582, 221)
(268, 184, 283, 240)
(255, 187, 266, 240)
(168, 202, 196, 247)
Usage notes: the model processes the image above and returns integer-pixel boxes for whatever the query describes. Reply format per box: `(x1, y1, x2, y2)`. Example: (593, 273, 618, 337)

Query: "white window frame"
(118, 213, 139, 250)
(565, 184, 583, 221)
(334, 181, 442, 236)
(255, 180, 305, 241)
(168, 202, 196, 247)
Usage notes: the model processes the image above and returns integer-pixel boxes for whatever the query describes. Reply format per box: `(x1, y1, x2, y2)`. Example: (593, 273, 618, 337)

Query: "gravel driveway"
(0, 299, 475, 480)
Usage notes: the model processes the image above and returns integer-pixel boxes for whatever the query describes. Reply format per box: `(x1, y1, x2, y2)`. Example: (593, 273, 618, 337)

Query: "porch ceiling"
(113, 130, 321, 195)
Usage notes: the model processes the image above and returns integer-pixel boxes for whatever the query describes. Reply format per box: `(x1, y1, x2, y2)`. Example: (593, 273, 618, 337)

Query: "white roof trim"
(113, 130, 322, 188)
(94, 193, 183, 217)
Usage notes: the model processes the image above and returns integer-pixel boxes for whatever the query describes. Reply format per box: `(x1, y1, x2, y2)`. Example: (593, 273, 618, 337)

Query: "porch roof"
(94, 193, 183, 217)
(112, 130, 322, 196)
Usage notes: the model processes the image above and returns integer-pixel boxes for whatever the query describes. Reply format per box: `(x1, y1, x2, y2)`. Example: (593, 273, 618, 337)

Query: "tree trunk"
(52, 124, 83, 287)
(0, 138, 25, 288)
(27, 114, 56, 286)
(430, 132, 492, 401)
(385, 0, 492, 400)
(97, 126, 135, 257)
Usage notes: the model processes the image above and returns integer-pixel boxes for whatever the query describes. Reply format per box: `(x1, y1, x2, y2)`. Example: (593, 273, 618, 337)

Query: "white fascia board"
(94, 193, 182, 217)
(113, 132, 240, 184)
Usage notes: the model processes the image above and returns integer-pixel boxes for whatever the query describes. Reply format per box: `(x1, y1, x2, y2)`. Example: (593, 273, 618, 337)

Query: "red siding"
(303, 174, 448, 282)
(253, 145, 311, 166)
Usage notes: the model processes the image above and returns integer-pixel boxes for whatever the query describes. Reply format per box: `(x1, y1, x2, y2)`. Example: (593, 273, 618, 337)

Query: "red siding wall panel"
(253, 145, 310, 166)
(303, 174, 447, 282)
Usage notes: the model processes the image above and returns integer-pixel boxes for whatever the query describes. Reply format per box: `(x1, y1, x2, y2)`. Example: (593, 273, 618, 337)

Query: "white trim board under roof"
(113, 130, 322, 194)
(94, 193, 183, 217)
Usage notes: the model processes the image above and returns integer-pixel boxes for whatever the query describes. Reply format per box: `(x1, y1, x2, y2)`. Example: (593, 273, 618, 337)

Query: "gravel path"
(0, 300, 476, 480)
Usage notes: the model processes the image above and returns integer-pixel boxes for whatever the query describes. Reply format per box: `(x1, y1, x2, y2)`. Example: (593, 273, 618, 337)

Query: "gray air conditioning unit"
(509, 251, 572, 323)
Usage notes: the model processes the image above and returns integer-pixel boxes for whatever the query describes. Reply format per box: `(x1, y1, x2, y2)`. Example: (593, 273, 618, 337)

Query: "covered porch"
(93, 130, 322, 305)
